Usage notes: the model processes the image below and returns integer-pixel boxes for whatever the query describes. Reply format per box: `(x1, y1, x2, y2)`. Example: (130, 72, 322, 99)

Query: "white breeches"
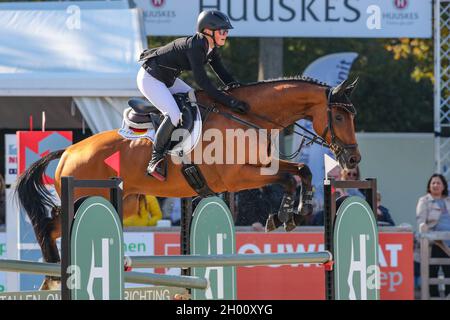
(136, 67, 192, 126)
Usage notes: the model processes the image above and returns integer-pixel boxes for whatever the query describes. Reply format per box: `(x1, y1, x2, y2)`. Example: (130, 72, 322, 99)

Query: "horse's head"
(311, 78, 361, 170)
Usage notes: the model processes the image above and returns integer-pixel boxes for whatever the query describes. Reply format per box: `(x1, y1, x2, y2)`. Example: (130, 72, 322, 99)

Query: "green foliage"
(385, 38, 433, 83)
(283, 38, 433, 132)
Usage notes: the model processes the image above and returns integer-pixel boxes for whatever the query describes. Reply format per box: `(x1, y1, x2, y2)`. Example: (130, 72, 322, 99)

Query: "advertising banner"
(14, 131, 72, 291)
(0, 233, 6, 293)
(136, 0, 431, 38)
(153, 231, 413, 300)
(4, 134, 17, 185)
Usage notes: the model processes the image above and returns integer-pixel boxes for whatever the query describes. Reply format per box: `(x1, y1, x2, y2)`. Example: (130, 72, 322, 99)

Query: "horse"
(16, 76, 361, 289)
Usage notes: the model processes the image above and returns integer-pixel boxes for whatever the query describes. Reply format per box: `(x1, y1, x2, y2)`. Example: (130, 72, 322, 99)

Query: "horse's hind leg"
(39, 211, 62, 290)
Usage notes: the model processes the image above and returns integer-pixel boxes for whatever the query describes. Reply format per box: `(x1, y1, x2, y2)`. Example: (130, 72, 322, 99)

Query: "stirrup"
(147, 157, 167, 181)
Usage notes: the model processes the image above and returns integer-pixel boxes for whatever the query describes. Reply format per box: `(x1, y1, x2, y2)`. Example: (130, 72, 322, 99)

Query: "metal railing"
(0, 259, 208, 290)
(127, 252, 333, 269)
(419, 231, 450, 300)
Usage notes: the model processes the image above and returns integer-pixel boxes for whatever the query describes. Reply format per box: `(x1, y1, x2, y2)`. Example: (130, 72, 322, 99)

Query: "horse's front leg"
(277, 161, 314, 229)
(265, 172, 299, 232)
(296, 164, 314, 216)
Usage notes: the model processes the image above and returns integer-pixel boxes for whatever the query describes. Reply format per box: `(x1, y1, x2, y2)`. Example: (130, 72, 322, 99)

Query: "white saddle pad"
(118, 104, 202, 158)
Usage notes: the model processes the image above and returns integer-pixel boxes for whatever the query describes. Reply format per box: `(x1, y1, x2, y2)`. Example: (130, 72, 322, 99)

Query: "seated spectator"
(341, 166, 365, 199)
(311, 195, 349, 226)
(124, 195, 162, 227)
(235, 185, 284, 231)
(160, 197, 181, 226)
(376, 192, 395, 226)
(0, 174, 4, 225)
(311, 209, 324, 226)
(326, 165, 346, 197)
(416, 173, 450, 298)
(311, 166, 344, 225)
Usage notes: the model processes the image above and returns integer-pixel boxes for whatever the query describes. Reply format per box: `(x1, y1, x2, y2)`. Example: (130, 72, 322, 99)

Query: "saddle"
(124, 91, 198, 149)
(123, 91, 216, 198)
(123, 90, 215, 197)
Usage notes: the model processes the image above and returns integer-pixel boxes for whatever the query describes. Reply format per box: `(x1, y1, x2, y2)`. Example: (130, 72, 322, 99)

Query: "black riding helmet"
(197, 10, 233, 32)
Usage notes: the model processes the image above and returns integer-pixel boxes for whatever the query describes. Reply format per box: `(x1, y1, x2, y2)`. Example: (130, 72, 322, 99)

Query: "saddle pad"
(118, 103, 202, 158)
(118, 121, 155, 141)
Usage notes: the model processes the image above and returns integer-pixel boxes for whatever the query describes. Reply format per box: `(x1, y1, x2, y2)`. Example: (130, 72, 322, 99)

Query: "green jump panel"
(70, 196, 124, 300)
(190, 196, 237, 300)
(334, 196, 380, 300)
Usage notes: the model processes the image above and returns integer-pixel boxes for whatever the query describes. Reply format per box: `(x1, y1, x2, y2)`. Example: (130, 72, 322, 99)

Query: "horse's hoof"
(173, 293, 191, 300)
(39, 277, 61, 291)
(265, 214, 278, 232)
(284, 217, 297, 232)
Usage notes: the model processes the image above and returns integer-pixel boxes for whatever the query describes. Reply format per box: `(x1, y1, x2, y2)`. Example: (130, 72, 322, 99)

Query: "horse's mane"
(195, 75, 331, 95)
(241, 75, 331, 89)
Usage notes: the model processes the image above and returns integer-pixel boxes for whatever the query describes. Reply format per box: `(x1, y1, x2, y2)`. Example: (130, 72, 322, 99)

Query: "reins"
(195, 86, 357, 160)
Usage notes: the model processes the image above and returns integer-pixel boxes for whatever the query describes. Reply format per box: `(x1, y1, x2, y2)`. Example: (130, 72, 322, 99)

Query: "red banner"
(153, 231, 414, 300)
(17, 131, 72, 183)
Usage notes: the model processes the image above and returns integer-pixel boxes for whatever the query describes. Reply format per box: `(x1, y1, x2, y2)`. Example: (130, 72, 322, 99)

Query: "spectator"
(311, 165, 346, 225)
(160, 197, 181, 226)
(0, 174, 5, 225)
(341, 166, 365, 199)
(416, 173, 450, 298)
(327, 165, 346, 198)
(124, 195, 162, 227)
(235, 185, 284, 231)
(311, 195, 349, 226)
(376, 192, 395, 226)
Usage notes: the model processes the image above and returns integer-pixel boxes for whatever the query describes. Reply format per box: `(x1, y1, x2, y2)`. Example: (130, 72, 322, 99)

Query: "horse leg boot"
(265, 173, 298, 232)
(293, 165, 314, 226)
(265, 194, 296, 232)
(147, 115, 176, 181)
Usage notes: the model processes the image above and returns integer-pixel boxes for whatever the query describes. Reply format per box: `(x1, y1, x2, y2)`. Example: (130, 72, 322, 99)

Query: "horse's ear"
(331, 79, 351, 97)
(344, 77, 359, 96)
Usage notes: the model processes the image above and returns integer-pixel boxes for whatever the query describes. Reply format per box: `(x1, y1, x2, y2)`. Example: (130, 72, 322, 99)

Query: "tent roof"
(0, 8, 146, 97)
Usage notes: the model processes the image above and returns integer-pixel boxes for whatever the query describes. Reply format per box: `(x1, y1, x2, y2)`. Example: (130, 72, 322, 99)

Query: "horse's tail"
(15, 149, 65, 252)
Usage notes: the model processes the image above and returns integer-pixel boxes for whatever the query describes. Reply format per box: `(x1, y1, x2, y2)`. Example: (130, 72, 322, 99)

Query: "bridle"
(319, 88, 358, 162)
(196, 86, 358, 161)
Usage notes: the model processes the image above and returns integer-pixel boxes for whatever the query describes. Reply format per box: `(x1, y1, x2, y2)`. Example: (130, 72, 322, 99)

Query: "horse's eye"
(335, 114, 344, 121)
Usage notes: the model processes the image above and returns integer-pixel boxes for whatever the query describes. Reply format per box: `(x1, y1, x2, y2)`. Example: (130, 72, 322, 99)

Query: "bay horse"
(16, 76, 361, 289)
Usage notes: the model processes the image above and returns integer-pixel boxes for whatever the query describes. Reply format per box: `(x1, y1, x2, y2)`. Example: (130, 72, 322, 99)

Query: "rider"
(137, 10, 249, 181)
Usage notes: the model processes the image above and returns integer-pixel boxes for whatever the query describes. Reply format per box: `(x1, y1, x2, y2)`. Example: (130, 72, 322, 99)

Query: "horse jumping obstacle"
(178, 178, 380, 300)
(0, 177, 379, 300)
(0, 177, 207, 300)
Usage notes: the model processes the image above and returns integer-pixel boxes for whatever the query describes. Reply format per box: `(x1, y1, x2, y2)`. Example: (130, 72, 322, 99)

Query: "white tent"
(0, 7, 146, 132)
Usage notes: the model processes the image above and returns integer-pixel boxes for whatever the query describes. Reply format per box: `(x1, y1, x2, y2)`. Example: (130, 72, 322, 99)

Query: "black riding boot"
(147, 116, 176, 181)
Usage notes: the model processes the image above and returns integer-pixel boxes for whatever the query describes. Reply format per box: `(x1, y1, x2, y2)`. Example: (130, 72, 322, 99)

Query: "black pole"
(324, 178, 377, 300)
(180, 197, 192, 276)
(110, 177, 123, 223)
(60, 176, 124, 300)
(61, 176, 74, 301)
(324, 179, 336, 300)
